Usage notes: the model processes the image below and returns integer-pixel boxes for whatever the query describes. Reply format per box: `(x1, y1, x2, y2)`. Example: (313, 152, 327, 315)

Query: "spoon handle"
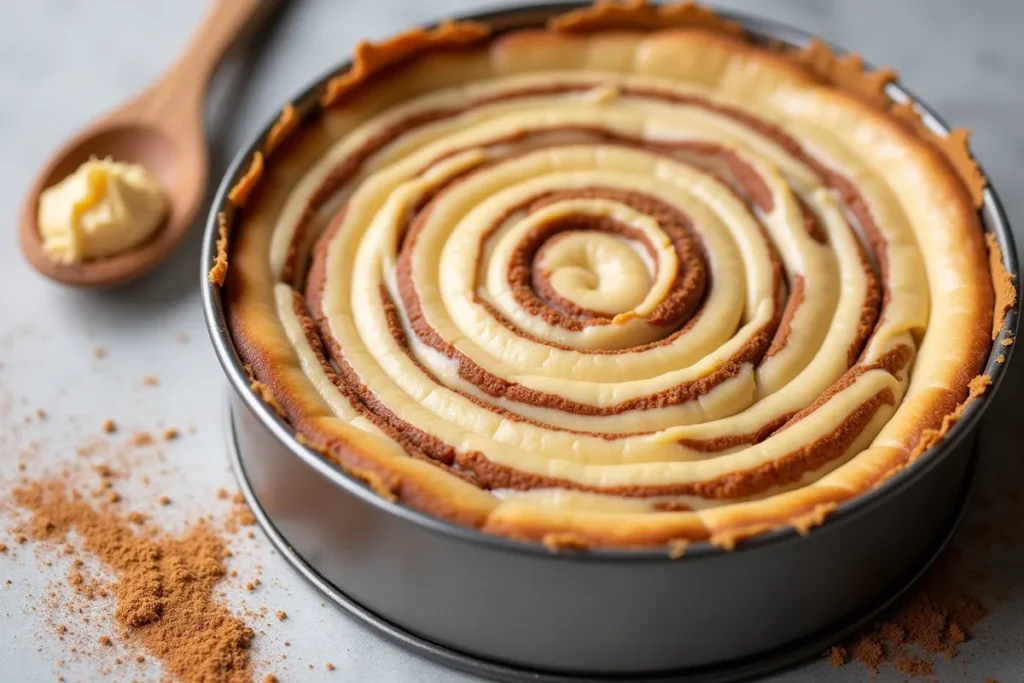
(125, 0, 266, 129)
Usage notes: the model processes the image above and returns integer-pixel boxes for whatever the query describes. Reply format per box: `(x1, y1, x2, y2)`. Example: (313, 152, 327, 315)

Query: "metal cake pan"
(202, 3, 1020, 678)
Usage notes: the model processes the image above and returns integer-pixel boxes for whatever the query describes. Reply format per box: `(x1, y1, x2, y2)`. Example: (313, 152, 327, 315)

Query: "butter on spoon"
(18, 0, 265, 288)
(38, 157, 168, 264)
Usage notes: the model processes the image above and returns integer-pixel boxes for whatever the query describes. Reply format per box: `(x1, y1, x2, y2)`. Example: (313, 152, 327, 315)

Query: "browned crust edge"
(548, 0, 744, 37)
(208, 211, 229, 286)
(319, 20, 492, 108)
(986, 232, 1017, 339)
(889, 105, 986, 209)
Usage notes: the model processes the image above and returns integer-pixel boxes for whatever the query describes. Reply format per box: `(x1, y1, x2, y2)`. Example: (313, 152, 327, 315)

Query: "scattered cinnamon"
(102, 419, 116, 434)
(326, 662, 335, 671)
(162, 428, 180, 441)
(158, 496, 171, 506)
(217, 488, 229, 500)
(828, 645, 847, 667)
(0, 542, 6, 553)
(126, 511, 148, 525)
(132, 432, 154, 447)
(9, 478, 253, 682)
(853, 637, 884, 669)
(835, 555, 987, 676)
(895, 652, 933, 676)
(275, 610, 287, 621)
(225, 494, 256, 534)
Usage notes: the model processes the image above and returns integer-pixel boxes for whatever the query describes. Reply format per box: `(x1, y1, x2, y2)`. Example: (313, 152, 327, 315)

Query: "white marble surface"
(1, 1, 1022, 681)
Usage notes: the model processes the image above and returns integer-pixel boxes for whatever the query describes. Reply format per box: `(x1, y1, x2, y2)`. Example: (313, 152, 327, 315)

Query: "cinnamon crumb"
(326, 662, 335, 671)
(141, 375, 159, 387)
(36, 408, 47, 420)
(158, 496, 171, 506)
(93, 347, 107, 359)
(828, 645, 847, 667)
(276, 610, 287, 621)
(839, 557, 986, 674)
(102, 419, 117, 434)
(56, 624, 67, 636)
(136, 655, 145, 663)
(106, 491, 121, 504)
(10, 478, 253, 681)
(15, 534, 27, 545)
(132, 432, 154, 447)
(126, 511, 148, 525)
(0, 543, 6, 553)
(216, 488, 229, 500)
(264, 676, 278, 683)
(162, 428, 180, 441)
(896, 651, 933, 676)
(853, 637, 883, 669)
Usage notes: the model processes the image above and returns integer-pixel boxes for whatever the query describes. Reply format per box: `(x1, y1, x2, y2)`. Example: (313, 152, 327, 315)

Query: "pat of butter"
(38, 157, 167, 263)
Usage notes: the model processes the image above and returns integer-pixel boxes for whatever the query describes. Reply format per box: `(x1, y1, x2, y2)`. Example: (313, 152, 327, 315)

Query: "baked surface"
(218, 4, 999, 551)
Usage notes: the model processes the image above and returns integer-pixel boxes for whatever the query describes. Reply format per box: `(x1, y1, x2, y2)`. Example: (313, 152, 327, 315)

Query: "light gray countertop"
(1, 1, 1022, 681)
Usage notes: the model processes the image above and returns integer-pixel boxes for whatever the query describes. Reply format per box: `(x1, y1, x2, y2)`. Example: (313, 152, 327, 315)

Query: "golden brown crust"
(890, 105, 986, 208)
(986, 232, 1017, 339)
(541, 532, 591, 552)
(208, 211, 229, 286)
(217, 3, 1004, 551)
(909, 374, 991, 460)
(319, 20, 491, 108)
(790, 38, 897, 110)
(265, 104, 299, 156)
(227, 152, 264, 208)
(549, 0, 743, 37)
(666, 539, 689, 559)
(296, 433, 400, 503)
(243, 363, 286, 419)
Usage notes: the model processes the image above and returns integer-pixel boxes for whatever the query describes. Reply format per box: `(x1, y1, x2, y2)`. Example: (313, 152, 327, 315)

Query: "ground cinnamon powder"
(10, 478, 253, 682)
(835, 556, 987, 677)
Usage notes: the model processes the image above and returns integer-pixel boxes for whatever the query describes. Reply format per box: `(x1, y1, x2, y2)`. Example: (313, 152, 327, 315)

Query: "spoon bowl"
(19, 123, 199, 287)
(18, 0, 262, 288)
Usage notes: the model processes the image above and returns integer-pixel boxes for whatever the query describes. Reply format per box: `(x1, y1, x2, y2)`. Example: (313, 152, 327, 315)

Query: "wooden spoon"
(19, 0, 264, 287)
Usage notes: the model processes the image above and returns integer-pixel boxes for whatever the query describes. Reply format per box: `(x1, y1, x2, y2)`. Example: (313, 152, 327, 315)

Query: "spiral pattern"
(226, 26, 994, 548)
